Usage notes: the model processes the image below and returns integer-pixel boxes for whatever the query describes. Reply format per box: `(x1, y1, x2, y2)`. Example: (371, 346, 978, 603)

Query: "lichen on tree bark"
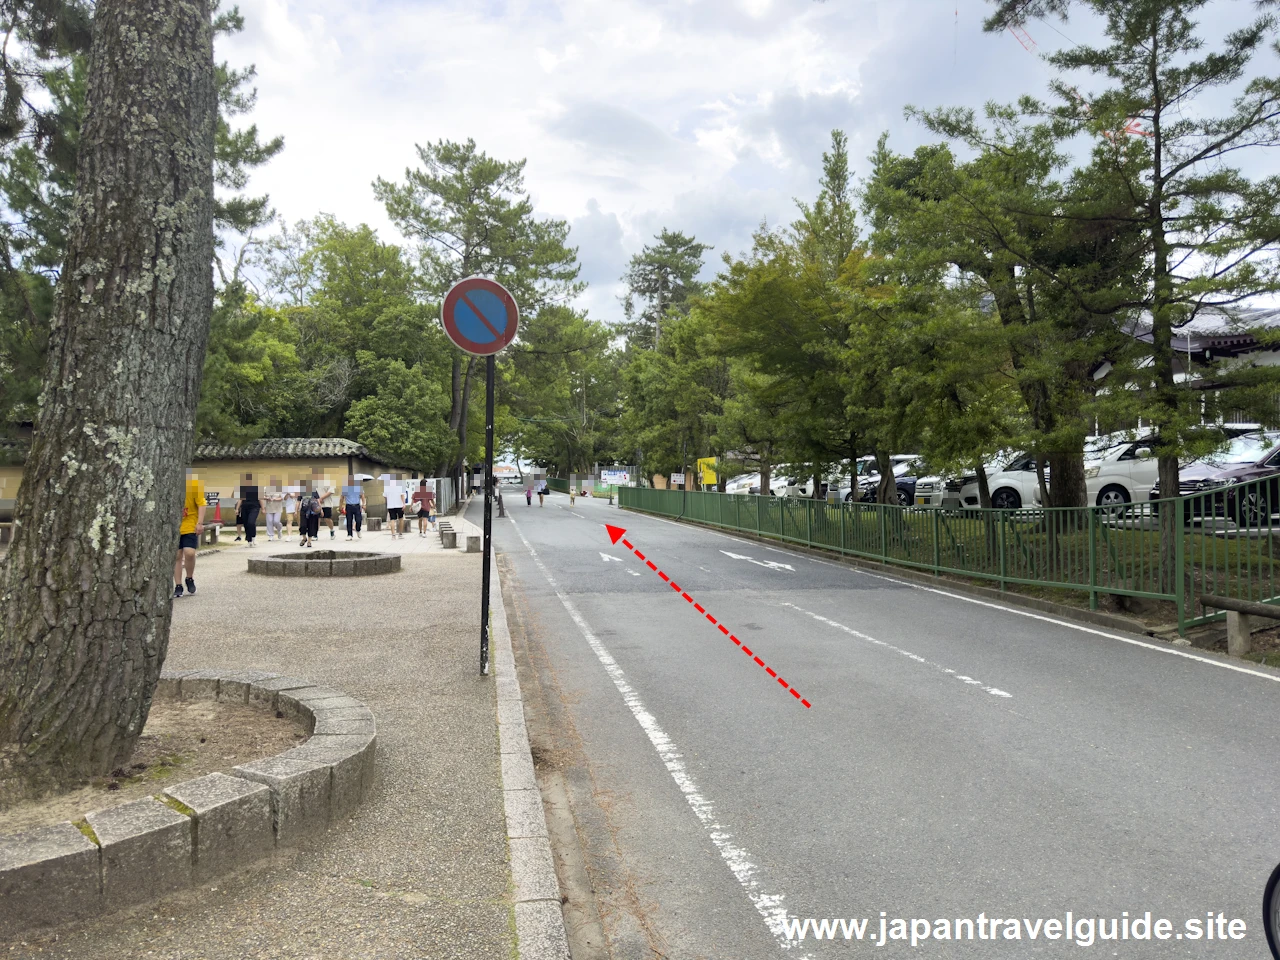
(0, 0, 216, 799)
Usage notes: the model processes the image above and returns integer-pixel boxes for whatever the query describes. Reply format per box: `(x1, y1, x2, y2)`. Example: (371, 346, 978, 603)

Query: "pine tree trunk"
(453, 356, 476, 478)
(0, 0, 215, 798)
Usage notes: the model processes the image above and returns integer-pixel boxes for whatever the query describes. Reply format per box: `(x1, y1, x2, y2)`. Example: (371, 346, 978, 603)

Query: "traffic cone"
(214, 501, 222, 524)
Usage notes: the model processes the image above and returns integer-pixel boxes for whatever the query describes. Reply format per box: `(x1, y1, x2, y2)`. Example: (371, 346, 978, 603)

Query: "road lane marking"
(611, 525, 810, 707)
(720, 550, 795, 572)
(508, 513, 810, 956)
(626, 511, 1280, 687)
(829, 567, 1280, 686)
(600, 553, 624, 562)
(779, 602, 1013, 698)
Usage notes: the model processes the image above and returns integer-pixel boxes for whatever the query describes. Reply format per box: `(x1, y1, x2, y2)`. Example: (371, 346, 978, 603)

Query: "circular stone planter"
(247, 550, 401, 577)
(0, 668, 376, 939)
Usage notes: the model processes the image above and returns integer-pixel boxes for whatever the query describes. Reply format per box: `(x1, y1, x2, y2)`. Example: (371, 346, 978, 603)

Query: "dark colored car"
(1150, 432, 1280, 525)
(858, 458, 920, 506)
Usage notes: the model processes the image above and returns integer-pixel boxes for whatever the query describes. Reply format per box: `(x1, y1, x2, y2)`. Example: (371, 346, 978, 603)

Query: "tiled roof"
(191, 438, 389, 463)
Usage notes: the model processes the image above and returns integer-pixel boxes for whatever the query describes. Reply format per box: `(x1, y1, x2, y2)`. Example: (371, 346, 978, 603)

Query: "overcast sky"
(222, 0, 1271, 325)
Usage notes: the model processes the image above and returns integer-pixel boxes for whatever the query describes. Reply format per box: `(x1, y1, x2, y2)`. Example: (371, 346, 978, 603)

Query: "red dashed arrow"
(606, 524, 812, 709)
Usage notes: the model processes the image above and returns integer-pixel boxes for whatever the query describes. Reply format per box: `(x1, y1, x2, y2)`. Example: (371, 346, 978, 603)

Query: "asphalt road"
(479, 491, 1280, 959)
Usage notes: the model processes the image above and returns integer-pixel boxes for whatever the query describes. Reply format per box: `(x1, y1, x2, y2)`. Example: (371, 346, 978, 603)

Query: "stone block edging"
(491, 554, 572, 960)
(0, 669, 376, 940)
(247, 550, 400, 577)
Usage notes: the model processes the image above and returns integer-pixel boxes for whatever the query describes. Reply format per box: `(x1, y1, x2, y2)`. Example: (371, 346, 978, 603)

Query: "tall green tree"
(500, 305, 619, 476)
(984, 0, 1280, 568)
(620, 229, 711, 351)
(0, 0, 216, 796)
(0, 1, 282, 437)
(374, 139, 582, 476)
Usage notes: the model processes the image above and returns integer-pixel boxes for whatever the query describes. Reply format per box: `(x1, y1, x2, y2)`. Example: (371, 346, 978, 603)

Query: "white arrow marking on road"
(720, 549, 795, 572)
(781, 602, 1013, 699)
(600, 552, 624, 562)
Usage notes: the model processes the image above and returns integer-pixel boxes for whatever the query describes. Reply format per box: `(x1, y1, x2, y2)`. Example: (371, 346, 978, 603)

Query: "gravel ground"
(8, 539, 513, 960)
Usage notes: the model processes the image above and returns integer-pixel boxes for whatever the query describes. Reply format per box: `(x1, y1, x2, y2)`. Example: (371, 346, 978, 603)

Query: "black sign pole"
(480, 353, 496, 675)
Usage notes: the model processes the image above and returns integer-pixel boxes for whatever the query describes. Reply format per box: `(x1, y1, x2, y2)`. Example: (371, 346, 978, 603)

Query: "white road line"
(628, 511, 1280, 687)
(508, 513, 809, 956)
(845, 567, 1280, 686)
(627, 569, 641, 576)
(781, 602, 1013, 698)
(600, 552, 624, 562)
(720, 550, 795, 572)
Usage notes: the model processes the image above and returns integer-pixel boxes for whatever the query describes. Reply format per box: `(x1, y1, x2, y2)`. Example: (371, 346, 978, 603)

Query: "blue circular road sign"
(441, 277, 520, 356)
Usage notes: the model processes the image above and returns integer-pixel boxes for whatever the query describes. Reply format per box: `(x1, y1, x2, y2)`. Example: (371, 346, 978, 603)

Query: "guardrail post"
(998, 512, 1007, 591)
(1088, 507, 1098, 610)
(806, 499, 812, 546)
(932, 508, 940, 576)
(757, 494, 763, 535)
(879, 505, 887, 561)
(840, 501, 846, 555)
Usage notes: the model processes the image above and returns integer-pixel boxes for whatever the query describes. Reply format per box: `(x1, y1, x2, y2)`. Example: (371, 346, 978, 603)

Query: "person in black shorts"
(300, 491, 322, 546)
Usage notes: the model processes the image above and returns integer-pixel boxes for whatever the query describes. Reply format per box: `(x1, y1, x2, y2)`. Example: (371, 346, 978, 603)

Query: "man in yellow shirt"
(174, 468, 205, 599)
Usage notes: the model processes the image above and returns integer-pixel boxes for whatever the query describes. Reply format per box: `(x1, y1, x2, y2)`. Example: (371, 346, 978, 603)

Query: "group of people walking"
(175, 471, 442, 600)
(228, 474, 440, 547)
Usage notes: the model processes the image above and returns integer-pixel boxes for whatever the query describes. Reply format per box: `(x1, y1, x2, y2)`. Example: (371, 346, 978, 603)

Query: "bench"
(200, 525, 219, 546)
(1199, 595, 1280, 656)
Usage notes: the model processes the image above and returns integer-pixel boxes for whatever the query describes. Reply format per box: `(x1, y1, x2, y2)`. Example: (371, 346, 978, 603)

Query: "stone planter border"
(247, 550, 401, 577)
(0, 669, 376, 939)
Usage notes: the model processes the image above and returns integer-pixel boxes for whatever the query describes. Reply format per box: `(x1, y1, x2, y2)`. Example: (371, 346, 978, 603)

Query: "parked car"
(857, 456, 922, 505)
(913, 474, 965, 508)
(959, 454, 1044, 510)
(1083, 434, 1158, 506)
(1150, 431, 1280, 524)
(724, 472, 759, 495)
(1028, 434, 1159, 508)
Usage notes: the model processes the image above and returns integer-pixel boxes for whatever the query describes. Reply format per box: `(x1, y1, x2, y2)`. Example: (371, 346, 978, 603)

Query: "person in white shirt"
(315, 469, 339, 539)
(282, 484, 299, 541)
(263, 477, 285, 541)
(383, 474, 409, 539)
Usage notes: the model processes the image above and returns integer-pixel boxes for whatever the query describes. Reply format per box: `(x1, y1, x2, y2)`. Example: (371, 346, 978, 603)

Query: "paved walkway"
(16, 523, 513, 959)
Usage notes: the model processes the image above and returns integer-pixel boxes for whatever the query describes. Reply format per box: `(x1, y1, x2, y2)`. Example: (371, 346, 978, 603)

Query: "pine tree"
(0, 0, 216, 797)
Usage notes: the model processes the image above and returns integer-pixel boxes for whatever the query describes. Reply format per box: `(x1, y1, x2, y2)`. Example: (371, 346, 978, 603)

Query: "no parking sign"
(440, 275, 521, 677)
(441, 277, 519, 356)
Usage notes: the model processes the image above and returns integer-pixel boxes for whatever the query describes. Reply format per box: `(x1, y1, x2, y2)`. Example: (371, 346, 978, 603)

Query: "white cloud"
(224, 0, 1212, 324)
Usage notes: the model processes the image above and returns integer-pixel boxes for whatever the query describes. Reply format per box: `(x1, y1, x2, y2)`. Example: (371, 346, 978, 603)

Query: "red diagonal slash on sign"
(606, 524, 812, 709)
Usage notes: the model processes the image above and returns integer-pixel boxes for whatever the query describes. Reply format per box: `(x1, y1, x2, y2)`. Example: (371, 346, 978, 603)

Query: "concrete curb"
(0, 669, 376, 940)
(491, 552, 572, 960)
(623, 508, 1156, 637)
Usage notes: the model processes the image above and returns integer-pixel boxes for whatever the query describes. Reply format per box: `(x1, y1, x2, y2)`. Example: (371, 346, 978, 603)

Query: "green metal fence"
(619, 478, 1280, 635)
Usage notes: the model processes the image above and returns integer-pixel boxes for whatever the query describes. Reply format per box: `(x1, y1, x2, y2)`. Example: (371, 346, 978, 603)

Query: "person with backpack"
(300, 491, 322, 547)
